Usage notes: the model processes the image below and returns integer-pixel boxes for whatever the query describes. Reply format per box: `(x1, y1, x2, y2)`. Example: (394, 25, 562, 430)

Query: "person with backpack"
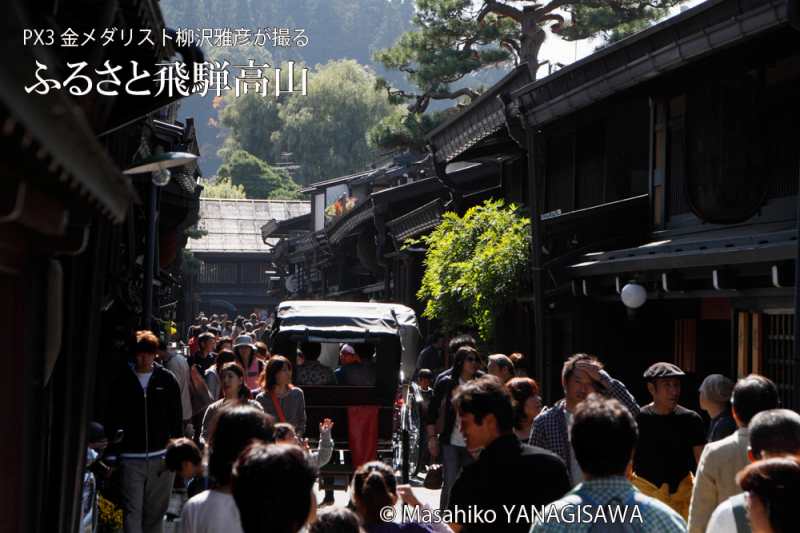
(532, 394, 687, 532)
(687, 375, 779, 533)
(705, 408, 800, 533)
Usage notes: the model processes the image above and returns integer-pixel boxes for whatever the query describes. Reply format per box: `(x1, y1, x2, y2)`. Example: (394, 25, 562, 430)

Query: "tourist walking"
(506, 377, 542, 442)
(425, 346, 484, 510)
(180, 404, 274, 533)
(698, 374, 737, 442)
(255, 355, 307, 436)
(448, 376, 570, 533)
(706, 408, 800, 533)
(531, 394, 687, 533)
(106, 330, 183, 533)
(688, 374, 779, 533)
(200, 362, 264, 445)
(529, 353, 639, 486)
(632, 362, 705, 519)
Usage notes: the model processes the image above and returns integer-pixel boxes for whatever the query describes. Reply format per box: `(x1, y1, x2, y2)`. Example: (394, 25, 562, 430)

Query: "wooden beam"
(751, 312, 763, 375)
(738, 312, 750, 378)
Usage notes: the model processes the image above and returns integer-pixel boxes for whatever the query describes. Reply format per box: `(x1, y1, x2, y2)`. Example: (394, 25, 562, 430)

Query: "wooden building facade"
(187, 198, 310, 316)
(506, 0, 800, 406)
(266, 0, 800, 410)
(0, 0, 203, 531)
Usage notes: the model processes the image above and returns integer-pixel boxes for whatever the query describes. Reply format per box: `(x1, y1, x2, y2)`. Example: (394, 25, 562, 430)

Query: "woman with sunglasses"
(424, 346, 484, 510)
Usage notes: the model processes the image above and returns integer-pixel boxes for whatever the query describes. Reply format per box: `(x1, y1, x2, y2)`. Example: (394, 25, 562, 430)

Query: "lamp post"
(124, 151, 198, 329)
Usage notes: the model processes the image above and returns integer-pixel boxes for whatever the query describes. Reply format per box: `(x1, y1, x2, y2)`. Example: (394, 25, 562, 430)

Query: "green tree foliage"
(160, 0, 417, 176)
(219, 92, 282, 163)
(375, 0, 687, 116)
(415, 199, 530, 342)
(199, 177, 247, 199)
(218, 61, 308, 164)
(272, 59, 398, 184)
(219, 59, 396, 185)
(367, 106, 454, 153)
(217, 150, 302, 199)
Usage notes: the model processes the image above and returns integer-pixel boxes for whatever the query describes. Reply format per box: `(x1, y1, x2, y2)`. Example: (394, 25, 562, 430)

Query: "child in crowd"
(164, 438, 204, 521)
(274, 418, 335, 469)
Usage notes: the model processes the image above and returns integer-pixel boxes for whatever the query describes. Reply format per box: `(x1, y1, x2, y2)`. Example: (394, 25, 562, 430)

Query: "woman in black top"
(425, 346, 483, 510)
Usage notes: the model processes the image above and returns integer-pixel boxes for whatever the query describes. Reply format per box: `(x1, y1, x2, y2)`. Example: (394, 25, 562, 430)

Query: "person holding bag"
(255, 355, 307, 437)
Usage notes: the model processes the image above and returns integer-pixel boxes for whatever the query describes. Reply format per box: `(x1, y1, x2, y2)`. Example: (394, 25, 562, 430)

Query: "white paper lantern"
(621, 282, 647, 309)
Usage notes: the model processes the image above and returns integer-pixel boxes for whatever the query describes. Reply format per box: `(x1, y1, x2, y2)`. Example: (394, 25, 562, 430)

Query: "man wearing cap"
(687, 374, 780, 533)
(233, 334, 264, 390)
(698, 374, 737, 443)
(633, 362, 706, 520)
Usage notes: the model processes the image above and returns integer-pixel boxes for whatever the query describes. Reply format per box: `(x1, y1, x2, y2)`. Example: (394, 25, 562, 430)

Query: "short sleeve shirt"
(634, 405, 706, 492)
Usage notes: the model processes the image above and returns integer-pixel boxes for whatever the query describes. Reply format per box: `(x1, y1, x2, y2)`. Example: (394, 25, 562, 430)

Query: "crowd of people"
(414, 332, 800, 533)
(82, 316, 800, 533)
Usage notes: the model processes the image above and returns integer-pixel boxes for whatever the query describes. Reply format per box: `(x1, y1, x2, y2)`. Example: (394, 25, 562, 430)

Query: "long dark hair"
(221, 362, 251, 402)
(208, 405, 274, 487)
(352, 461, 397, 524)
(452, 346, 480, 381)
(261, 355, 292, 392)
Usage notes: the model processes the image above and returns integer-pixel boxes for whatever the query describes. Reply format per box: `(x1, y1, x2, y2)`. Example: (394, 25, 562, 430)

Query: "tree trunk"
(521, 13, 546, 78)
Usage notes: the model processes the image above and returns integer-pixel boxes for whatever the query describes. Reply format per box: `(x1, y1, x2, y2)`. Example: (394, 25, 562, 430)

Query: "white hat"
(340, 344, 356, 355)
(233, 335, 256, 350)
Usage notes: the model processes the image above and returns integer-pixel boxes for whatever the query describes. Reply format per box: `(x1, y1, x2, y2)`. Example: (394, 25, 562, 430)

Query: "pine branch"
(481, 0, 524, 23)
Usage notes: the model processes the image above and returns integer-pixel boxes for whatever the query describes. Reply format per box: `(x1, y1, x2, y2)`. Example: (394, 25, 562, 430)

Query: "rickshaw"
(267, 300, 423, 489)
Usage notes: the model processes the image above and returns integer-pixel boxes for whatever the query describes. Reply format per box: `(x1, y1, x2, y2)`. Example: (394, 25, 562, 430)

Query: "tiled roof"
(187, 198, 310, 253)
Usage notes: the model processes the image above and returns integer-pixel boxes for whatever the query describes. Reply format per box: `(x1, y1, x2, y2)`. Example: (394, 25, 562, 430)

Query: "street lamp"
(124, 150, 198, 329)
(123, 151, 199, 185)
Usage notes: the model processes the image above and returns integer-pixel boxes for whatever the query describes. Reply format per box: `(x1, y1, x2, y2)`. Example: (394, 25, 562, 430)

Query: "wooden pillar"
(524, 125, 548, 397)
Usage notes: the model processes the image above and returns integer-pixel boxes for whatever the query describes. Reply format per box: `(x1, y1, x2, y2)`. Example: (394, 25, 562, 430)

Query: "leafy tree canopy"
(199, 177, 247, 199)
(375, 0, 687, 116)
(221, 59, 399, 186)
(217, 149, 302, 199)
(273, 59, 399, 184)
(415, 199, 530, 342)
